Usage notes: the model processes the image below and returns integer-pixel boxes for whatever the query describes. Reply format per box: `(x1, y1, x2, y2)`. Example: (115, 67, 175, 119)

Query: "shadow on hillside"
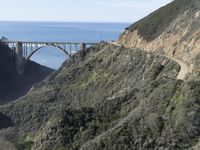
(0, 112, 14, 129)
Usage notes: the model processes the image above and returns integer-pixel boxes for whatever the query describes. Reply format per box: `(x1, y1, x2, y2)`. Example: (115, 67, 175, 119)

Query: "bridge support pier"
(80, 43, 86, 51)
(15, 42, 24, 75)
(1, 40, 98, 75)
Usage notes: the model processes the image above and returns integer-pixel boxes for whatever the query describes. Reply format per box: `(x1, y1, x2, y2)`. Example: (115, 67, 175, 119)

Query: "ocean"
(0, 22, 129, 69)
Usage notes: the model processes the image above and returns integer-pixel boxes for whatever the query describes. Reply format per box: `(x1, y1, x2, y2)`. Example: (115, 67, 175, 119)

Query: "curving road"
(167, 56, 191, 80)
(108, 41, 191, 80)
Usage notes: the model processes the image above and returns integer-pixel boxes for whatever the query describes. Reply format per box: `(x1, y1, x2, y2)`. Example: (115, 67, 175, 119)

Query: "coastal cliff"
(119, 0, 200, 75)
(2, 0, 200, 149)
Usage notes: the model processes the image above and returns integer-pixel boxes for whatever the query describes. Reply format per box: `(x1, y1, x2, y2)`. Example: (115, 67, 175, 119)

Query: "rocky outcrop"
(119, 0, 200, 74)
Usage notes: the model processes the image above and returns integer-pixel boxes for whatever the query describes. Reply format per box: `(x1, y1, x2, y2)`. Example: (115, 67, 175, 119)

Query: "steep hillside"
(2, 0, 200, 149)
(1, 42, 200, 149)
(119, 0, 200, 75)
(0, 43, 54, 105)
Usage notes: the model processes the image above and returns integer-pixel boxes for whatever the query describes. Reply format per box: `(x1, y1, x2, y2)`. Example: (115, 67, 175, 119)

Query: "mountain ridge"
(119, 0, 200, 78)
(2, 0, 200, 149)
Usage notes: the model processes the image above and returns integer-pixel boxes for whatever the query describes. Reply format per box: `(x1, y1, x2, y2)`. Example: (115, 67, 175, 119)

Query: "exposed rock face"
(119, 0, 200, 72)
(2, 0, 200, 149)
(1, 42, 200, 149)
(0, 43, 54, 105)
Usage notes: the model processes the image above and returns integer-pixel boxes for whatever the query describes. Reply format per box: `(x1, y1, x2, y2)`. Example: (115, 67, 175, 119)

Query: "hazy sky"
(0, 0, 173, 22)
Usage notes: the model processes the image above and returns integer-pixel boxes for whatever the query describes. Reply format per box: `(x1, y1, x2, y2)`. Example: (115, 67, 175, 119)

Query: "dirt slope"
(119, 0, 200, 77)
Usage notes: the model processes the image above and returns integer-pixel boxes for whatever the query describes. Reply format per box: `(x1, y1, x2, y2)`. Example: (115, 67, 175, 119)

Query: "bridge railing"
(0, 40, 99, 57)
(0, 39, 99, 75)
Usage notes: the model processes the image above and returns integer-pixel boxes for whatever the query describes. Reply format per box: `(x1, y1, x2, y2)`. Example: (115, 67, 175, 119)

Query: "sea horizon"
(0, 20, 132, 24)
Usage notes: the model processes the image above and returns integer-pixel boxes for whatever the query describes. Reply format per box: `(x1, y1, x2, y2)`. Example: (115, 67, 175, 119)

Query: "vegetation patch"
(126, 0, 190, 41)
(80, 69, 110, 89)
(17, 135, 35, 150)
(172, 88, 184, 104)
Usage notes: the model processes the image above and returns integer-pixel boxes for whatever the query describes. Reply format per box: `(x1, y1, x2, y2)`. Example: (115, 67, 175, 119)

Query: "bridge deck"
(1, 41, 98, 45)
(0, 39, 99, 75)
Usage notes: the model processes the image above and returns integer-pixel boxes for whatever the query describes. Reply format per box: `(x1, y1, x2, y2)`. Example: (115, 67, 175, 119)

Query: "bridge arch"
(0, 40, 97, 75)
(26, 44, 70, 61)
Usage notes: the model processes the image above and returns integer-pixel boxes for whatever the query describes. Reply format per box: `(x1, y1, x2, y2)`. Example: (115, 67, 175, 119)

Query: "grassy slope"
(125, 0, 192, 41)
(1, 43, 200, 149)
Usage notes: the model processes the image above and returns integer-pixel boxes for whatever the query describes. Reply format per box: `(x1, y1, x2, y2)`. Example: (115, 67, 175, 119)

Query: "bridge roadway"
(1, 40, 98, 75)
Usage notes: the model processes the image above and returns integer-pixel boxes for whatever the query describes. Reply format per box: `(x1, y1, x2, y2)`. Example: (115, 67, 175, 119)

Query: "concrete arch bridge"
(1, 40, 97, 75)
